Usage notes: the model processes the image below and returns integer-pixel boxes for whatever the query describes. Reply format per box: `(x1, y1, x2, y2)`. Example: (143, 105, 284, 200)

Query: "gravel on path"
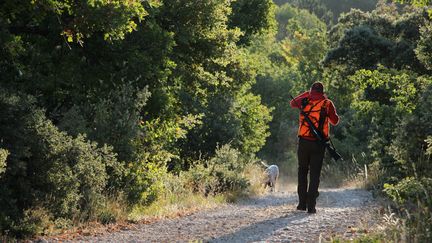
(56, 187, 379, 243)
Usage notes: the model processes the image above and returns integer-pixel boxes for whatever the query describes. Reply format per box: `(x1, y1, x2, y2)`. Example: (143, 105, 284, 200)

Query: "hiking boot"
(296, 204, 307, 211)
(307, 207, 316, 214)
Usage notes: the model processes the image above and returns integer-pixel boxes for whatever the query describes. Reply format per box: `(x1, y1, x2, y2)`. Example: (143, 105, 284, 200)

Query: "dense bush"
(2, 0, 431, 240)
(0, 0, 279, 237)
(181, 90, 272, 160)
(384, 177, 432, 205)
(59, 84, 151, 163)
(182, 145, 250, 196)
(383, 175, 432, 242)
(388, 80, 432, 177)
(126, 114, 201, 204)
(321, 3, 432, 241)
(0, 89, 122, 236)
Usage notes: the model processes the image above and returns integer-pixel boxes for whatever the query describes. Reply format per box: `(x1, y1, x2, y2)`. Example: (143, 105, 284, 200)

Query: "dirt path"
(61, 187, 379, 242)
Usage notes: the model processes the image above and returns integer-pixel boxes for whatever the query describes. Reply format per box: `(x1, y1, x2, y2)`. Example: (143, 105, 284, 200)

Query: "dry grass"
(30, 193, 226, 241)
(242, 163, 266, 195)
(129, 162, 270, 221)
(29, 162, 281, 241)
(128, 193, 226, 222)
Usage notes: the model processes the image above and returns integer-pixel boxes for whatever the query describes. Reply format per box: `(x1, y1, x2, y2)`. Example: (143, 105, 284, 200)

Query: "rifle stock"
(290, 94, 342, 161)
(326, 144, 342, 161)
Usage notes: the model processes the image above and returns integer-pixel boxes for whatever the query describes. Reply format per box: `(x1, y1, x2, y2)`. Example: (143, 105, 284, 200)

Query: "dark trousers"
(297, 138, 325, 209)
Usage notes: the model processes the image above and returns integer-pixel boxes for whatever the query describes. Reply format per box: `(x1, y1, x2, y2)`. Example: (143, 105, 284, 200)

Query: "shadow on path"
(209, 212, 309, 243)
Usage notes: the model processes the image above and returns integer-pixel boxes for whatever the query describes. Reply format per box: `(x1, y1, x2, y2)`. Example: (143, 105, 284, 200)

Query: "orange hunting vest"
(298, 98, 329, 140)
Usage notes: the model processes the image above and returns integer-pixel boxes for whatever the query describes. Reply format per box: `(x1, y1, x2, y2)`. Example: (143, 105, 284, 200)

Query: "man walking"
(290, 82, 340, 213)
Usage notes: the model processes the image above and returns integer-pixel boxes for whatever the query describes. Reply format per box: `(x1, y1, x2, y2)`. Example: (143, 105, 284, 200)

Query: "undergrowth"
(7, 145, 267, 241)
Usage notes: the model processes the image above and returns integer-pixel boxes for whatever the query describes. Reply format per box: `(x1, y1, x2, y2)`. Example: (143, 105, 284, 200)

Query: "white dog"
(261, 162, 279, 192)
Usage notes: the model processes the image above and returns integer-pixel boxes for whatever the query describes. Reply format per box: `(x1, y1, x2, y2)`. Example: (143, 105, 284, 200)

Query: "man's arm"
(290, 92, 309, 108)
(327, 101, 340, 125)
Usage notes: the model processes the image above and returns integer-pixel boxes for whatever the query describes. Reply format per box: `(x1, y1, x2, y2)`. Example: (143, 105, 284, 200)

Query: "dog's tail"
(260, 160, 269, 168)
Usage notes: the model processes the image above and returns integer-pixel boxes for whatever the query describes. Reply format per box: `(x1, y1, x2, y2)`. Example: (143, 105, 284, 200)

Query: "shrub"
(96, 195, 128, 225)
(388, 80, 432, 178)
(182, 91, 271, 160)
(15, 208, 53, 237)
(383, 176, 432, 242)
(182, 144, 250, 196)
(384, 177, 432, 205)
(0, 89, 121, 236)
(125, 114, 201, 205)
(125, 160, 167, 205)
(59, 84, 151, 163)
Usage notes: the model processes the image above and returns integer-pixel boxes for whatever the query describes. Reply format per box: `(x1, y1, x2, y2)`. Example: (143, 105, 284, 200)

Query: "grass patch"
(127, 160, 248, 221)
(128, 162, 266, 221)
(128, 192, 226, 222)
(329, 234, 387, 243)
(25, 157, 267, 240)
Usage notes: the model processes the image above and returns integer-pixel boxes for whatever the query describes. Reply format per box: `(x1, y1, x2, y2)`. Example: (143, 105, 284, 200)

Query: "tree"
(392, 0, 431, 6)
(229, 0, 276, 44)
(274, 0, 377, 26)
(324, 6, 431, 74)
(0, 0, 150, 43)
(247, 3, 328, 162)
(416, 22, 432, 70)
(0, 0, 278, 236)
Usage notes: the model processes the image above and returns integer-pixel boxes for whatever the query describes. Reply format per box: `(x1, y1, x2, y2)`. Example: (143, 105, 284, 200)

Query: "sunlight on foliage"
(0, 149, 8, 176)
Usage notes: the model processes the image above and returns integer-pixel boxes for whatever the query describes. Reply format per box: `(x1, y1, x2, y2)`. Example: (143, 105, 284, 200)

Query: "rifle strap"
(299, 99, 324, 137)
(317, 100, 328, 133)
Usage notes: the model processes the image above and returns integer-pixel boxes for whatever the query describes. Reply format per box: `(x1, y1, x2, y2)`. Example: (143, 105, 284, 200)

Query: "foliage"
(325, 26, 393, 70)
(388, 78, 432, 177)
(59, 84, 151, 163)
(0, 149, 8, 177)
(427, 136, 432, 155)
(383, 176, 432, 242)
(392, 0, 431, 7)
(182, 144, 250, 196)
(416, 21, 432, 70)
(125, 160, 167, 205)
(384, 177, 432, 205)
(274, 0, 377, 25)
(249, 3, 328, 162)
(0, 0, 150, 43)
(350, 68, 419, 113)
(231, 91, 273, 154)
(3, 0, 432, 240)
(0, 89, 122, 236)
(278, 6, 327, 69)
(338, 68, 424, 177)
(181, 90, 272, 160)
(126, 114, 201, 204)
(325, 5, 431, 73)
(229, 0, 276, 44)
(286, 0, 334, 25)
(274, 3, 328, 91)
